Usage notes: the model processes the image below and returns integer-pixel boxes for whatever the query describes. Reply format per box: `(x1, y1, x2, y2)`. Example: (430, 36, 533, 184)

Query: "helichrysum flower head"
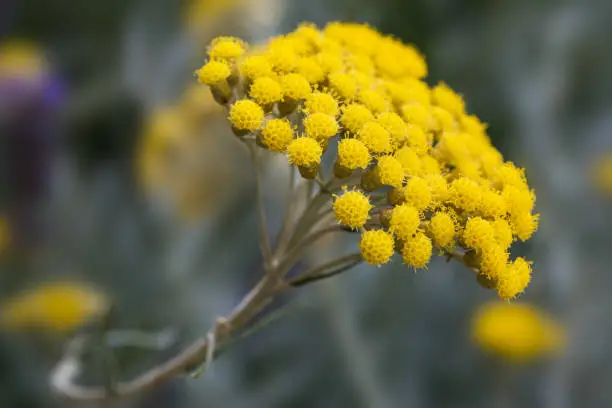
(304, 112, 339, 140)
(402, 232, 433, 269)
(195, 22, 539, 300)
(305, 91, 339, 116)
(208, 36, 247, 60)
(341, 103, 375, 134)
(197, 60, 231, 85)
(229, 99, 264, 132)
(403, 176, 432, 210)
(427, 211, 456, 248)
(279, 73, 311, 101)
(472, 301, 565, 362)
(260, 119, 294, 153)
(360, 230, 394, 265)
(359, 121, 393, 154)
(287, 137, 322, 167)
(337, 138, 371, 170)
(388, 204, 420, 240)
(333, 190, 372, 229)
(240, 56, 273, 79)
(249, 76, 283, 106)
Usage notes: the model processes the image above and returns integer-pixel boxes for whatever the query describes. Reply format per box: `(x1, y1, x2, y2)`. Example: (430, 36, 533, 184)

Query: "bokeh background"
(1, 0, 612, 407)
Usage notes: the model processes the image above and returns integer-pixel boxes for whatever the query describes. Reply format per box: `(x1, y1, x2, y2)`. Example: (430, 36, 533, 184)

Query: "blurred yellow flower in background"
(184, 0, 246, 31)
(0, 39, 47, 80)
(471, 301, 565, 362)
(0, 282, 108, 334)
(592, 153, 612, 196)
(0, 217, 10, 253)
(137, 85, 238, 222)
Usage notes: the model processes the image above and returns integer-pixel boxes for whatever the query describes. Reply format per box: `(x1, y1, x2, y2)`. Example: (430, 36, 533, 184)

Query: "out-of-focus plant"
(0, 282, 108, 334)
(0, 39, 62, 250)
(471, 301, 565, 362)
(50, 22, 540, 402)
(0, 217, 10, 253)
(137, 85, 238, 221)
(591, 153, 612, 197)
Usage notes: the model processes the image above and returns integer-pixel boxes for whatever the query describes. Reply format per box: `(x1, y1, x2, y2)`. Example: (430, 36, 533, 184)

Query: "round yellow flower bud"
(375, 156, 404, 188)
(448, 177, 482, 213)
(428, 211, 456, 248)
(305, 92, 339, 117)
(208, 36, 247, 60)
(511, 212, 539, 241)
(260, 119, 294, 153)
(280, 73, 311, 101)
(479, 189, 508, 219)
(492, 218, 513, 249)
(394, 147, 421, 176)
(333, 190, 372, 229)
(401, 232, 433, 269)
(341, 104, 374, 134)
(229, 99, 264, 132)
(360, 230, 395, 265)
(249, 77, 283, 106)
(197, 60, 231, 85)
(431, 82, 465, 117)
(496, 257, 532, 300)
(389, 204, 420, 240)
(328, 72, 358, 101)
(403, 176, 432, 210)
(377, 112, 408, 146)
(240, 56, 273, 79)
(287, 137, 322, 167)
(480, 244, 509, 280)
(358, 121, 393, 154)
(337, 138, 371, 170)
(296, 57, 325, 84)
(304, 112, 339, 140)
(358, 89, 389, 114)
(401, 103, 430, 127)
(463, 217, 495, 249)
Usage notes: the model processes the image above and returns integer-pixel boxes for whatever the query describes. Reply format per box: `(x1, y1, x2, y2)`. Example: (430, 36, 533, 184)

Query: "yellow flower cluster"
(471, 302, 565, 362)
(0, 282, 108, 333)
(195, 22, 539, 300)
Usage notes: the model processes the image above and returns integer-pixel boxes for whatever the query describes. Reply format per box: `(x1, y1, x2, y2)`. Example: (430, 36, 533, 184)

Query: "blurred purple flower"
(0, 41, 64, 250)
